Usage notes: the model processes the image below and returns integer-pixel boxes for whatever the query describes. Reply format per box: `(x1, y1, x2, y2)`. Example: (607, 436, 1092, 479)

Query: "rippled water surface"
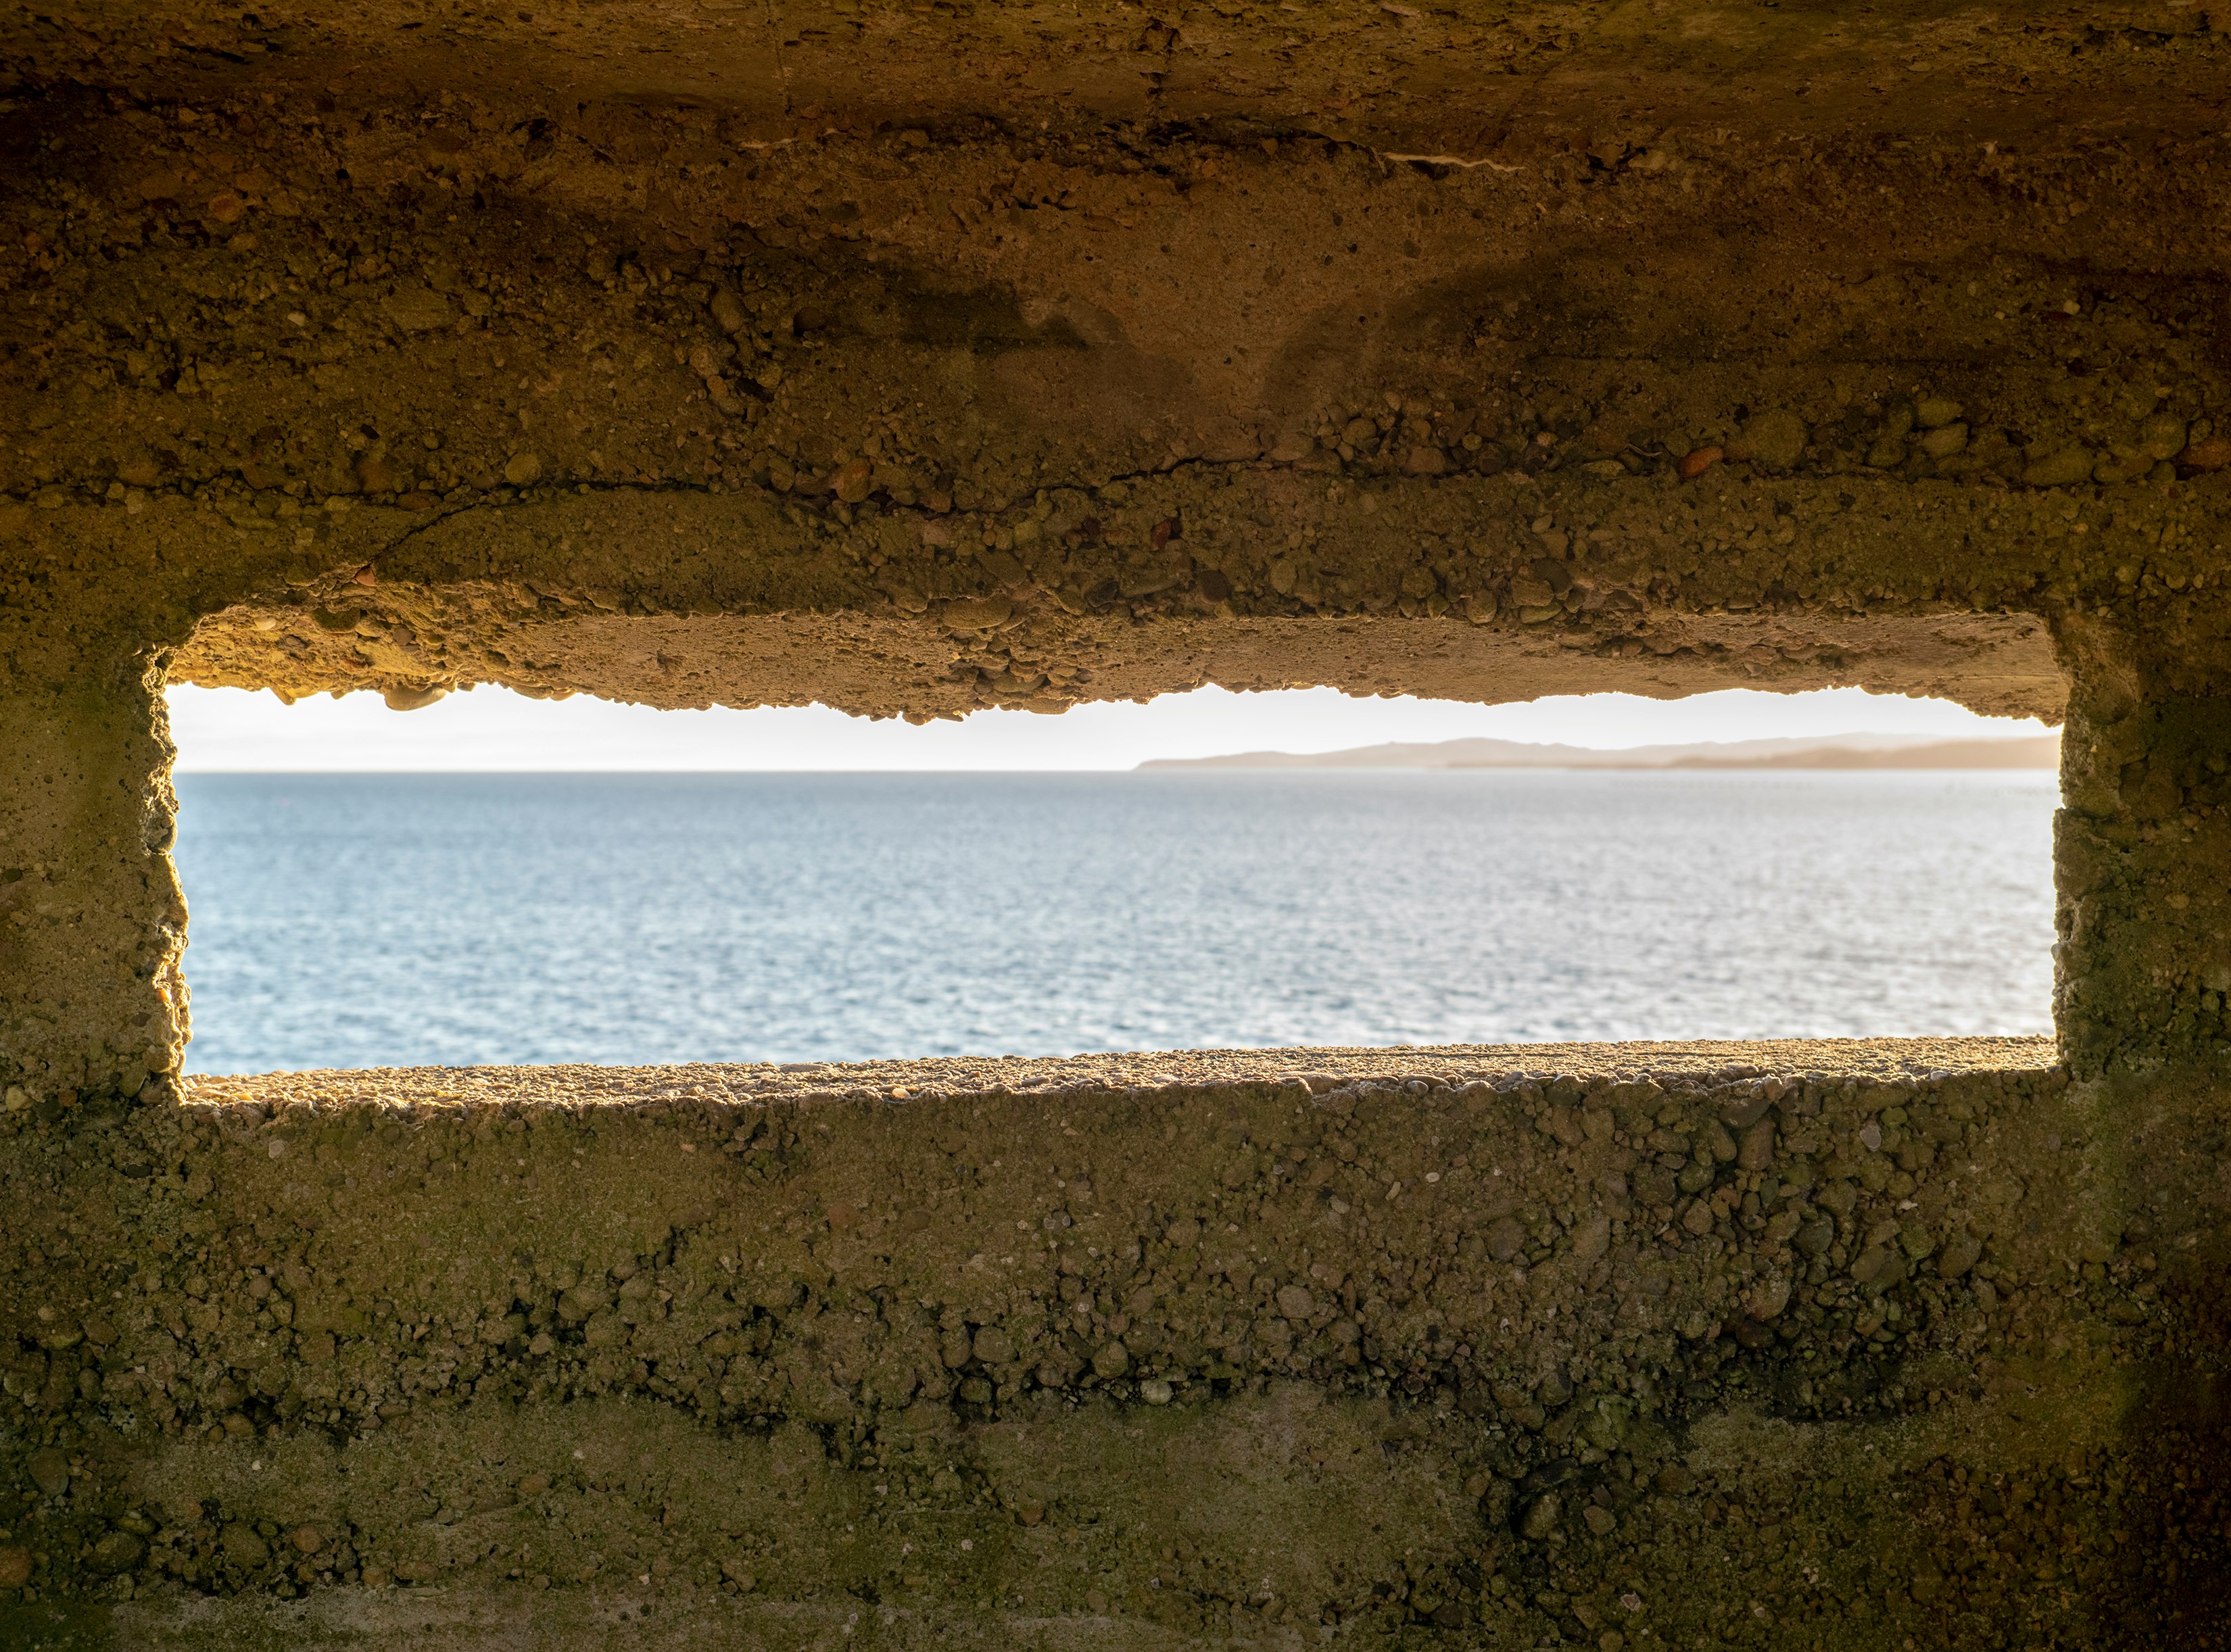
(172, 770, 2057, 1073)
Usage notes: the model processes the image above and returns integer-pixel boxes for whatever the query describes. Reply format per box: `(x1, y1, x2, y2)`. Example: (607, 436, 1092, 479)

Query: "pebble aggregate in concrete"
(0, 1037, 2222, 1649)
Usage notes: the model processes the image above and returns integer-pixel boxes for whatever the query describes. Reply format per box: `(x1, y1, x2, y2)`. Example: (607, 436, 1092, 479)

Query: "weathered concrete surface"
(6, 0, 2231, 1094)
(0, 1042, 2224, 1650)
(2055, 614, 2231, 1077)
(6, 3, 2231, 1646)
(0, 652, 190, 1111)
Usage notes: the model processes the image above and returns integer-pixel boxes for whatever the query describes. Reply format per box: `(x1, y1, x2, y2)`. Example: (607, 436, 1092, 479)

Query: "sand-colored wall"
(5, 5, 2231, 1645)
(0, 1043, 2222, 1649)
(10, 0, 2231, 1082)
(7, 0, 2231, 1093)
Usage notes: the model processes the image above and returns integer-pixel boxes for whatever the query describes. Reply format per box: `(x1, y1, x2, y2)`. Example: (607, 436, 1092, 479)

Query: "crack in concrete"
(350, 460, 1237, 581)
(1381, 151, 1527, 172)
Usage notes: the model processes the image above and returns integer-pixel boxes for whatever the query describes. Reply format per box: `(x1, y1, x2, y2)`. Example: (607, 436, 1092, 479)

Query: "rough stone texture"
(0, 654, 191, 1111)
(7, 0, 2231, 1086)
(5, 2, 2231, 1645)
(2054, 614, 2231, 1076)
(0, 1042, 2224, 1651)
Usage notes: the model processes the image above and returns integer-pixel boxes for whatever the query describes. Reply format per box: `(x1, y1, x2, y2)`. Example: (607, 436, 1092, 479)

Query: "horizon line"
(172, 764, 2067, 777)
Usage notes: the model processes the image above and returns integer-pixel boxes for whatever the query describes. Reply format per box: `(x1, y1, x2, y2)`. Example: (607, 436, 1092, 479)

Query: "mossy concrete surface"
(0, 1042, 2223, 1648)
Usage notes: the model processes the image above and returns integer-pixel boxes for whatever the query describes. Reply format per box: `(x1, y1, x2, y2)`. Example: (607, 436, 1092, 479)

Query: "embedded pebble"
(2023, 445, 2095, 487)
(1725, 409, 1806, 469)
(1521, 1492, 1562, 1540)
(90, 1530, 145, 1574)
(2138, 412, 2188, 460)
(26, 1447, 68, 1499)
(1919, 422, 1968, 458)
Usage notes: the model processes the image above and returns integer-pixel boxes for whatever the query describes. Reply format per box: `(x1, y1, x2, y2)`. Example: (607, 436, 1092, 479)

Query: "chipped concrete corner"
(1, 3, 2228, 1647)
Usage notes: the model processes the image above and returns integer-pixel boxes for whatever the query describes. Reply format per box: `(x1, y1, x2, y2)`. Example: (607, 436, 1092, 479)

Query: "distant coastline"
(1138, 731, 2061, 773)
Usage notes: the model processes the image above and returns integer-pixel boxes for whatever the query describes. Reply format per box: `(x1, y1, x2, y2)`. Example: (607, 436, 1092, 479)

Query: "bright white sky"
(166, 683, 2048, 772)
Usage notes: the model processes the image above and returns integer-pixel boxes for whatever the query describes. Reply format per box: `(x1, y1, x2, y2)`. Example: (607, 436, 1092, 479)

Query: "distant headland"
(1138, 731, 2060, 772)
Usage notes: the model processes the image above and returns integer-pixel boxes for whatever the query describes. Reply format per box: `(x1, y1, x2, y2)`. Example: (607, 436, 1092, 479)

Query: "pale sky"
(166, 683, 2049, 772)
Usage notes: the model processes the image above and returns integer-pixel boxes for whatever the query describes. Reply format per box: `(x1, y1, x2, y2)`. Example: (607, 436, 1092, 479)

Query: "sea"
(170, 770, 2059, 1075)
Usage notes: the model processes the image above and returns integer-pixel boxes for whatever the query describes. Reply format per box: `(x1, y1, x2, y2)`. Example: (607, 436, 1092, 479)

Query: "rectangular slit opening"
(164, 681, 2061, 1073)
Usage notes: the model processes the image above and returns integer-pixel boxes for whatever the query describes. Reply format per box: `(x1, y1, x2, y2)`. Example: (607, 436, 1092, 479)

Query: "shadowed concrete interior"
(1, 2, 2228, 1646)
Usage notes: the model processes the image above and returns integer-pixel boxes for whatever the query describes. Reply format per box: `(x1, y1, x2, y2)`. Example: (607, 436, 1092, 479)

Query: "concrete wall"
(6, 0, 2231, 1096)
(0, 1043, 2222, 1649)
(4, 3, 2231, 1645)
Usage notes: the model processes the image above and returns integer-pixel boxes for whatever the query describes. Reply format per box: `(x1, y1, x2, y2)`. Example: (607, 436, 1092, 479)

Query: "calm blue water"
(171, 771, 2059, 1073)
